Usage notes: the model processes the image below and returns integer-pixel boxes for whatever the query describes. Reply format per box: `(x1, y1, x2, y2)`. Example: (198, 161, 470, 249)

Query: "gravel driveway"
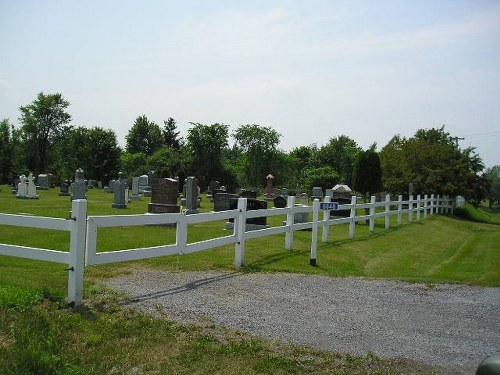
(106, 270, 500, 374)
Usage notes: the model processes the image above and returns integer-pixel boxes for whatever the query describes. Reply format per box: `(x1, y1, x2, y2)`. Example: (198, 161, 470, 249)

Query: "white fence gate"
(0, 194, 453, 306)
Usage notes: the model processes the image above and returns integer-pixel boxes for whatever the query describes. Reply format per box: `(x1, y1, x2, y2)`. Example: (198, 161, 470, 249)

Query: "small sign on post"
(319, 202, 339, 211)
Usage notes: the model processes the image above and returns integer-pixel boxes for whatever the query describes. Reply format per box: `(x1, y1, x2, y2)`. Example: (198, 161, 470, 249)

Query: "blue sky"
(1, 0, 499, 168)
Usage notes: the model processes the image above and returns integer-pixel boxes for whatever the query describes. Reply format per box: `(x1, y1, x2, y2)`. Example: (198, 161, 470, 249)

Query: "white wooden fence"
(0, 194, 453, 306)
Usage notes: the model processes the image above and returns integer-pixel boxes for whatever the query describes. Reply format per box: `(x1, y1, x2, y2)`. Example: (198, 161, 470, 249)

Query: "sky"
(1, 0, 499, 168)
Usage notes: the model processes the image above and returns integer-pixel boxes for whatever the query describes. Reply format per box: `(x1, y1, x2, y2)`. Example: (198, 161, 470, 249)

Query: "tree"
(147, 146, 183, 178)
(380, 126, 485, 200)
(125, 115, 162, 156)
(186, 123, 229, 189)
(120, 152, 147, 179)
(315, 135, 362, 186)
(0, 119, 14, 183)
(232, 124, 282, 187)
(302, 166, 340, 191)
(19, 92, 71, 173)
(52, 126, 121, 182)
(85, 127, 121, 182)
(162, 117, 182, 149)
(484, 165, 500, 207)
(352, 144, 383, 199)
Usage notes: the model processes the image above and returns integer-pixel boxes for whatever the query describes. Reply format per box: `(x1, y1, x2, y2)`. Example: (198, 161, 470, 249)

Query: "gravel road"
(106, 270, 500, 374)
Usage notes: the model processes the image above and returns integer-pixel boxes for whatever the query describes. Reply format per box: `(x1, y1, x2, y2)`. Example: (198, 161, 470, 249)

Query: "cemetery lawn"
(1, 186, 499, 374)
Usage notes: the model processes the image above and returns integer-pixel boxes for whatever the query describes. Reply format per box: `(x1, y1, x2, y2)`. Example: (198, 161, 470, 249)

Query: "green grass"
(454, 203, 500, 225)
(0, 185, 498, 374)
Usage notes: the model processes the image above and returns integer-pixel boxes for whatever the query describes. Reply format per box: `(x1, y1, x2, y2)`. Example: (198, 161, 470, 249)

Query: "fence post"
(408, 194, 413, 223)
(416, 194, 421, 222)
(423, 194, 428, 219)
(310, 199, 320, 266)
(234, 198, 247, 268)
(68, 199, 87, 307)
(430, 194, 435, 215)
(398, 194, 403, 225)
(369, 195, 376, 232)
(384, 194, 391, 229)
(437, 195, 441, 214)
(285, 195, 295, 251)
(349, 195, 356, 239)
(322, 196, 331, 242)
(176, 213, 188, 254)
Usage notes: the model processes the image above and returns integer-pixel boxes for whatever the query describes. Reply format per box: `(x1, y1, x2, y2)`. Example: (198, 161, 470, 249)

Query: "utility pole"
(451, 137, 465, 147)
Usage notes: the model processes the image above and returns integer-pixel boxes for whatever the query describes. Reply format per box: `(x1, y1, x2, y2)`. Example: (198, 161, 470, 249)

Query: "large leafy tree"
(484, 165, 500, 207)
(125, 115, 163, 156)
(232, 124, 282, 187)
(147, 146, 183, 179)
(380, 126, 485, 200)
(53, 126, 121, 182)
(19, 92, 71, 173)
(315, 135, 362, 186)
(302, 166, 340, 191)
(352, 144, 382, 199)
(186, 123, 229, 189)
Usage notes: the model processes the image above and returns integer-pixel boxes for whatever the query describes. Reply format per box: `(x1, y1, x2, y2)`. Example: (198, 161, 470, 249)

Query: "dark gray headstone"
(71, 168, 87, 200)
(185, 176, 199, 214)
(214, 192, 238, 211)
(148, 178, 180, 213)
(59, 181, 70, 196)
(312, 187, 323, 200)
(229, 198, 267, 226)
(241, 190, 257, 199)
(273, 195, 287, 208)
(37, 174, 49, 190)
(112, 173, 128, 209)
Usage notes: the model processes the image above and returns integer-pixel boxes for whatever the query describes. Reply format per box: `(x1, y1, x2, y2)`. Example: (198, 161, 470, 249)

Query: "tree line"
(1, 92, 498, 205)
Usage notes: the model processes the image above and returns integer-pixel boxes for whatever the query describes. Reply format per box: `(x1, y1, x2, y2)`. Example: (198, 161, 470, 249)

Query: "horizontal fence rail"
(0, 199, 87, 306)
(0, 194, 454, 306)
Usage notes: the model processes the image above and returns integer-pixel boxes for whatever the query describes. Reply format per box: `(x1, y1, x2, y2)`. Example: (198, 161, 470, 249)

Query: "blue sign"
(320, 202, 339, 210)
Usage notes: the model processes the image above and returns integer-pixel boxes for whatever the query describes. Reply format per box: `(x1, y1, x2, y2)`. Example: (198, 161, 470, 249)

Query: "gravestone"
(300, 193, 309, 206)
(241, 190, 257, 199)
(97, 181, 103, 189)
(130, 177, 141, 201)
(185, 176, 199, 214)
(16, 175, 27, 198)
(227, 198, 268, 230)
(211, 187, 227, 203)
(207, 180, 221, 197)
(266, 174, 275, 199)
(26, 173, 38, 199)
(138, 175, 149, 193)
(312, 187, 323, 200)
(37, 174, 49, 190)
(59, 181, 71, 196)
(71, 168, 87, 200)
(12, 177, 20, 194)
(148, 178, 180, 214)
(105, 180, 116, 193)
(281, 188, 289, 198)
(112, 173, 128, 209)
(273, 195, 287, 208)
(214, 192, 238, 211)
